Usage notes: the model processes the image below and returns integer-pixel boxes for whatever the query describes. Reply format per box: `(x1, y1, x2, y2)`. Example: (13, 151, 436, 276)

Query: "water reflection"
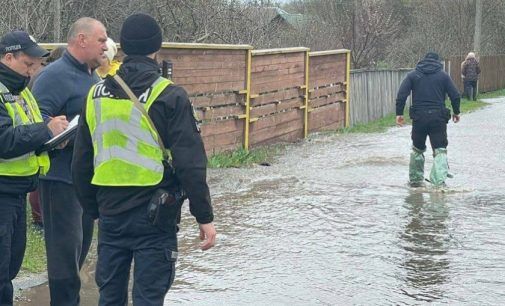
(400, 191, 450, 302)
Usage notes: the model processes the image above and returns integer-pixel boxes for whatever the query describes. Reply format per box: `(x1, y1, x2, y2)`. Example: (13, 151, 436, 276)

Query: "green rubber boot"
(430, 148, 449, 187)
(409, 146, 425, 187)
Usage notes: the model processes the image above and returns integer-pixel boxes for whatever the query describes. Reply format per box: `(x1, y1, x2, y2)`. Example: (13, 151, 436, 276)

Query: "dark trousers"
(411, 108, 448, 151)
(96, 203, 178, 306)
(463, 80, 478, 101)
(0, 194, 26, 306)
(39, 180, 94, 306)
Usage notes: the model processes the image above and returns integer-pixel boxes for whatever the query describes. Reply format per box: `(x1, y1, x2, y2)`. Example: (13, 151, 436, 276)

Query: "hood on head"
(415, 58, 442, 74)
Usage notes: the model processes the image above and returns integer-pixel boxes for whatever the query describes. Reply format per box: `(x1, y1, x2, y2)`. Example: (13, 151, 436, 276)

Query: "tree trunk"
(473, 0, 482, 54)
(53, 0, 61, 42)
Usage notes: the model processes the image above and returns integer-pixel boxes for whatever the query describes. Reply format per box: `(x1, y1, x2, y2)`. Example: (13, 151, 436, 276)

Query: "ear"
(78, 33, 87, 48)
(2, 53, 14, 63)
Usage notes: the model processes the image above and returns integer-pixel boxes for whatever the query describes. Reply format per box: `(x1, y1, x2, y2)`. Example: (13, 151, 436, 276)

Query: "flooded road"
(18, 98, 505, 305)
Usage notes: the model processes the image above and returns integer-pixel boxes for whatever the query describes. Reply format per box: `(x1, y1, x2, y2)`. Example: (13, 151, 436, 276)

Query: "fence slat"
(350, 69, 411, 126)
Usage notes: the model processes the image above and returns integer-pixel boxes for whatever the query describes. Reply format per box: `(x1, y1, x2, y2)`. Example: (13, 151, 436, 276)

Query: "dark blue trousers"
(0, 194, 26, 306)
(39, 180, 94, 306)
(96, 203, 178, 306)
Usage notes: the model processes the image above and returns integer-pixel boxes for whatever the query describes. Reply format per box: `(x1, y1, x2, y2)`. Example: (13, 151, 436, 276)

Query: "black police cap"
(0, 31, 49, 57)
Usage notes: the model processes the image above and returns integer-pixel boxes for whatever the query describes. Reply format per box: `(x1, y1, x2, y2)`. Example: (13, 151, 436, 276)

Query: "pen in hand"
(46, 115, 69, 136)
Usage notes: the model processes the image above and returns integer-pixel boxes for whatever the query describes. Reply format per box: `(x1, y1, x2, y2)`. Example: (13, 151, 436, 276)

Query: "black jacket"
(71, 56, 213, 224)
(396, 58, 461, 116)
(461, 58, 481, 81)
(0, 63, 52, 195)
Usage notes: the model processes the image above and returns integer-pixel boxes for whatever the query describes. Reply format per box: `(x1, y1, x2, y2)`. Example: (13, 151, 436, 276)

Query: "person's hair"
(0, 50, 23, 60)
(67, 17, 99, 43)
(466, 52, 476, 60)
(46, 46, 66, 64)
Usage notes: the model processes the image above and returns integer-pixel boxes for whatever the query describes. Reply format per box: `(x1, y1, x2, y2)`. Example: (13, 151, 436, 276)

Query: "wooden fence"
(308, 51, 349, 133)
(40, 43, 350, 154)
(445, 54, 505, 93)
(47, 44, 505, 153)
(156, 44, 350, 154)
(158, 44, 250, 154)
(248, 48, 307, 147)
(349, 69, 411, 125)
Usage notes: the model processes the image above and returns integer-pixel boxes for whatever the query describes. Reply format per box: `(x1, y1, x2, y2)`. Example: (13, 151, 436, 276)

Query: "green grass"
(208, 145, 283, 168)
(456, 98, 488, 113)
(478, 88, 505, 99)
(339, 113, 412, 134)
(21, 203, 46, 274)
(21, 203, 98, 274)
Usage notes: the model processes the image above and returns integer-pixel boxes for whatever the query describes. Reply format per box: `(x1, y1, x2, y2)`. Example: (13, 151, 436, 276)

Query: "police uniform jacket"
(72, 56, 214, 224)
(0, 62, 52, 195)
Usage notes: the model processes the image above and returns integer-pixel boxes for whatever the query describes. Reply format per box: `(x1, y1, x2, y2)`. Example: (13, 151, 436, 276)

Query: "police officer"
(0, 31, 68, 306)
(396, 52, 461, 188)
(72, 14, 216, 305)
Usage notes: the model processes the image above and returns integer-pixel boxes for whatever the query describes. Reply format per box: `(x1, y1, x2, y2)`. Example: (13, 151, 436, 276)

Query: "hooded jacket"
(71, 56, 213, 224)
(461, 58, 481, 81)
(396, 57, 460, 116)
(0, 62, 52, 195)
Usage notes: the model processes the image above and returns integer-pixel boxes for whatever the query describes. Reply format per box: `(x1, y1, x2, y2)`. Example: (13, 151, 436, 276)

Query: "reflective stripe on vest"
(0, 82, 50, 176)
(87, 77, 172, 186)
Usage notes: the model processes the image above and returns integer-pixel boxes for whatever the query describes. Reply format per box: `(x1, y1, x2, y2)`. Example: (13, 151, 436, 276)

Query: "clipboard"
(35, 115, 79, 155)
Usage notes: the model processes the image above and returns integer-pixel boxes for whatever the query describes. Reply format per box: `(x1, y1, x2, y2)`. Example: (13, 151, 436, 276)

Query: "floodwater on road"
(17, 98, 505, 305)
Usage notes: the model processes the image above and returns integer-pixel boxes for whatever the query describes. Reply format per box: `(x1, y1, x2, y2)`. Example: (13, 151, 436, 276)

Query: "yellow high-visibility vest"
(0, 82, 50, 176)
(86, 76, 173, 186)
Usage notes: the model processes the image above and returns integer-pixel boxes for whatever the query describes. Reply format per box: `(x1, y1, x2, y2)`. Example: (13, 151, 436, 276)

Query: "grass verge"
(339, 113, 412, 134)
(21, 203, 46, 274)
(479, 88, 505, 99)
(208, 145, 284, 168)
(457, 98, 488, 113)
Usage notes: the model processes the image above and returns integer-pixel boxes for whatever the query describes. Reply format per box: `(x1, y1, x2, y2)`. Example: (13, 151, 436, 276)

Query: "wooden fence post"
(244, 49, 252, 151)
(345, 50, 351, 127)
(303, 50, 310, 138)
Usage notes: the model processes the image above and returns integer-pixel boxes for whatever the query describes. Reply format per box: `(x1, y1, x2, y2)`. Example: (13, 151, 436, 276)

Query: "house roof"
(243, 6, 308, 29)
(273, 8, 308, 28)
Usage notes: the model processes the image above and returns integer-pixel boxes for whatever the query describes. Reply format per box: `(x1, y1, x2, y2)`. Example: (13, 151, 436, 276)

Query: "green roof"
(274, 8, 309, 28)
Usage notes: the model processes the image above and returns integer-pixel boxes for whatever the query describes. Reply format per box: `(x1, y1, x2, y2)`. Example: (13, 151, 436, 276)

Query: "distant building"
(269, 7, 308, 30)
(245, 6, 308, 33)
